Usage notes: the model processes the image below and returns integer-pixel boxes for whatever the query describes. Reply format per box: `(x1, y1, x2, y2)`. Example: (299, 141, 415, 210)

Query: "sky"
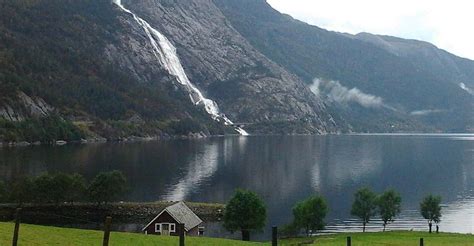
(267, 0, 474, 60)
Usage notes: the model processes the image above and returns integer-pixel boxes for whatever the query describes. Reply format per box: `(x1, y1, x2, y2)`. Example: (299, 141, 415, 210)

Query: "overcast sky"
(267, 0, 474, 60)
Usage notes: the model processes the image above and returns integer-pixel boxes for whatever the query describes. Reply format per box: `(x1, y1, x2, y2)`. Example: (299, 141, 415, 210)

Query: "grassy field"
(1, 222, 474, 245)
(281, 231, 474, 245)
(0, 222, 262, 246)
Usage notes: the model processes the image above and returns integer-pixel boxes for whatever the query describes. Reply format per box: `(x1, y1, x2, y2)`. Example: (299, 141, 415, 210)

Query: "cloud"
(459, 83, 474, 95)
(310, 78, 384, 108)
(267, 0, 474, 60)
(410, 109, 444, 116)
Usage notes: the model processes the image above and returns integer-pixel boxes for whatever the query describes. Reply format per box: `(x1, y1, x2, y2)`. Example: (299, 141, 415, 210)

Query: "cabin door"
(162, 224, 170, 236)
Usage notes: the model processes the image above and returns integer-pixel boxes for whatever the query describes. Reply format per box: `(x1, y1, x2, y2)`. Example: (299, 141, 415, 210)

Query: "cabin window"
(170, 223, 176, 232)
(198, 226, 205, 236)
(155, 223, 161, 233)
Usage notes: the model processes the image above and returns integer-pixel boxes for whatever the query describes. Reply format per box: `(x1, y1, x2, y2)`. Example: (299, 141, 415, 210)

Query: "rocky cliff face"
(215, 0, 473, 132)
(0, 92, 53, 122)
(9, 0, 472, 140)
(115, 0, 341, 134)
(0, 0, 344, 143)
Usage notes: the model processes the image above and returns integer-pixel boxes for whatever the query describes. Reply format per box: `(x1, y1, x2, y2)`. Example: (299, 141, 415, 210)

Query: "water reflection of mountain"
(162, 141, 220, 201)
(0, 135, 473, 233)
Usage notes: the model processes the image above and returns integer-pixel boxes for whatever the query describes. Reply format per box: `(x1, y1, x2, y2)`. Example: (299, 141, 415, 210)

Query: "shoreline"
(0, 133, 231, 148)
(0, 201, 225, 226)
(2, 132, 473, 148)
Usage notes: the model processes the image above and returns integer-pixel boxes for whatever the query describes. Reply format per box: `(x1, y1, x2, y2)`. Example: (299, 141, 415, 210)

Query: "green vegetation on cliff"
(0, 116, 84, 143)
(0, 0, 228, 142)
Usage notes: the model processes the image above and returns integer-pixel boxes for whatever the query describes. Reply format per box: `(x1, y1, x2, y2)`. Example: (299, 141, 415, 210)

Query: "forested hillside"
(215, 0, 474, 132)
(0, 0, 231, 143)
(1, 0, 472, 144)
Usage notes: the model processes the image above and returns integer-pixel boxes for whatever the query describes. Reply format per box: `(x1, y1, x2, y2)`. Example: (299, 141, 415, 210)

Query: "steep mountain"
(354, 33, 474, 89)
(117, 0, 340, 134)
(215, 0, 474, 132)
(0, 0, 341, 143)
(0, 0, 232, 143)
(1, 0, 472, 144)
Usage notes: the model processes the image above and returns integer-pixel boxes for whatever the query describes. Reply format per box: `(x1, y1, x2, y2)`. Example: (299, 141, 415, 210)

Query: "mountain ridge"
(0, 0, 472, 144)
(215, 0, 473, 132)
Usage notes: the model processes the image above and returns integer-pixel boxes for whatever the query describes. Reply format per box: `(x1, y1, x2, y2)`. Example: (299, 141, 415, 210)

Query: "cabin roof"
(142, 202, 203, 231)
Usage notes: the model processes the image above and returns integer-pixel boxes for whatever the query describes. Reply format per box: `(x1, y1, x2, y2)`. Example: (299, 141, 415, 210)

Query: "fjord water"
(1, 135, 473, 234)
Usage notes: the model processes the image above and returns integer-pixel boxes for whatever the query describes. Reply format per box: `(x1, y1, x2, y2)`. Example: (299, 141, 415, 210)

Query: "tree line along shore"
(0, 171, 224, 226)
(0, 171, 447, 242)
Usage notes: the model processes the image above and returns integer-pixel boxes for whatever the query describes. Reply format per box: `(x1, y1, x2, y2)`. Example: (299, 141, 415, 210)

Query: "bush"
(0, 115, 85, 143)
(169, 118, 204, 135)
(87, 170, 128, 205)
(279, 223, 300, 238)
(34, 172, 88, 205)
(0, 181, 7, 203)
(67, 173, 87, 204)
(9, 177, 35, 205)
(34, 174, 57, 203)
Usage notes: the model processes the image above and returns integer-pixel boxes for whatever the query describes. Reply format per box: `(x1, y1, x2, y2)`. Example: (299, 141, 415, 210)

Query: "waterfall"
(112, 0, 249, 136)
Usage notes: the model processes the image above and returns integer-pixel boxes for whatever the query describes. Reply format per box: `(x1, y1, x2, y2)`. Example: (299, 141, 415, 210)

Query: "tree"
(420, 195, 442, 233)
(31, 173, 88, 205)
(9, 177, 35, 205)
(67, 173, 87, 204)
(377, 189, 402, 231)
(292, 195, 328, 236)
(33, 173, 56, 203)
(0, 181, 7, 203)
(87, 171, 128, 205)
(50, 173, 75, 204)
(351, 187, 377, 232)
(223, 189, 267, 241)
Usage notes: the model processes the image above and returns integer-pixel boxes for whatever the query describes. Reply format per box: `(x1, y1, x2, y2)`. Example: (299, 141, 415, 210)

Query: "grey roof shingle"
(143, 202, 203, 231)
(165, 202, 203, 231)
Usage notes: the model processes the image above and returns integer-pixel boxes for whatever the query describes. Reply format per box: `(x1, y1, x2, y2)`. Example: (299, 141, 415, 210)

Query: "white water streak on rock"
(112, 0, 248, 136)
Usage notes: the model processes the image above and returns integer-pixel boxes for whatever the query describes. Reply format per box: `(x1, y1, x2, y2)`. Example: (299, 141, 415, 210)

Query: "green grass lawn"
(280, 231, 474, 245)
(2, 222, 474, 245)
(0, 222, 263, 246)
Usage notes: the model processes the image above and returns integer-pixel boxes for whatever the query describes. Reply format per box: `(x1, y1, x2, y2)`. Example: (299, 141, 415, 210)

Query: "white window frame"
(155, 223, 162, 233)
(155, 223, 161, 233)
(170, 223, 176, 233)
(198, 226, 205, 236)
(155, 223, 176, 233)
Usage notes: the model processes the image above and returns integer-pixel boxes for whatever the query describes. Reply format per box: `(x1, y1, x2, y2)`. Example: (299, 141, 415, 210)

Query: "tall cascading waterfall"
(112, 0, 249, 136)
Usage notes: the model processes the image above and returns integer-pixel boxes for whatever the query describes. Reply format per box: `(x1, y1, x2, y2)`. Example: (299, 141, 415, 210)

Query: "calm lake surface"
(1, 134, 473, 237)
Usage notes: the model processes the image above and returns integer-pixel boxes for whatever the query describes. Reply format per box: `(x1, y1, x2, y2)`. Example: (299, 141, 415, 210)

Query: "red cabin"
(142, 202, 204, 236)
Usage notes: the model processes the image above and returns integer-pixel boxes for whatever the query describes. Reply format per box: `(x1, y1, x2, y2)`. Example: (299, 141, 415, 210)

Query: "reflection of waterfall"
(325, 140, 382, 186)
(112, 0, 248, 136)
(311, 161, 321, 192)
(162, 143, 220, 201)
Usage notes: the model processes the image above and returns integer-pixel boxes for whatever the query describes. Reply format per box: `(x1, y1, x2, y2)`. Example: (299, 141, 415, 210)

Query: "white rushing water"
(112, 0, 248, 136)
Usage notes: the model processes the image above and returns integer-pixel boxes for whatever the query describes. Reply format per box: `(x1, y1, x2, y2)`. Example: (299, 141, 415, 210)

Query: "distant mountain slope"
(354, 33, 474, 87)
(1, 0, 472, 144)
(120, 0, 342, 134)
(215, 0, 473, 132)
(0, 0, 230, 142)
(0, 0, 344, 143)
